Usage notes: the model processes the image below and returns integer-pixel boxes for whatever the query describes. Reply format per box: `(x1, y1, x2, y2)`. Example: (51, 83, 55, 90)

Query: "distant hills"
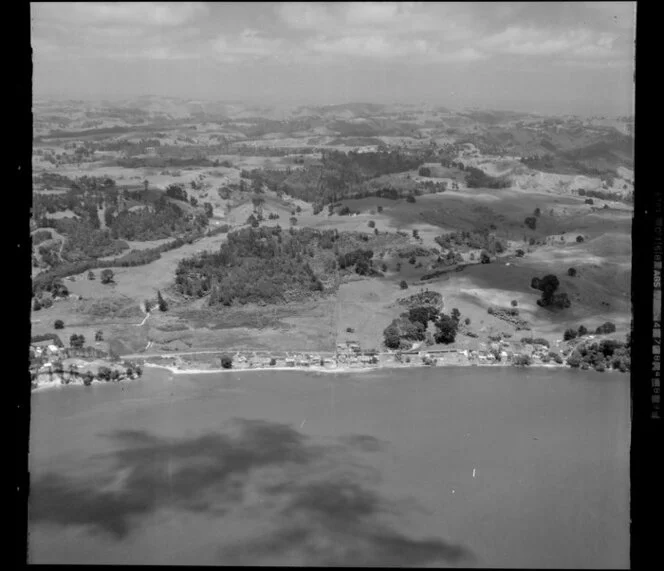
(32, 96, 633, 171)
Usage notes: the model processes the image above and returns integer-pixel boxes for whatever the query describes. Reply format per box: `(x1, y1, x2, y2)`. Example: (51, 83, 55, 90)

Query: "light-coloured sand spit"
(143, 360, 575, 377)
(143, 362, 382, 376)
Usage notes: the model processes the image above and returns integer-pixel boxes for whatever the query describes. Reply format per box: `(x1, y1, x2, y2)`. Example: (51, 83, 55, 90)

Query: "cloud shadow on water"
(29, 419, 472, 566)
(223, 473, 470, 566)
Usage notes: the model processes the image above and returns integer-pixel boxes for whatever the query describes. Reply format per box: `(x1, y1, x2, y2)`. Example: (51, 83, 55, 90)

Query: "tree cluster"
(524, 216, 537, 230)
(435, 230, 495, 252)
(55, 219, 129, 263)
(175, 226, 340, 305)
(337, 248, 376, 276)
(69, 333, 85, 349)
(531, 274, 571, 309)
(383, 299, 459, 349)
(465, 166, 511, 189)
(109, 197, 205, 241)
(566, 337, 630, 372)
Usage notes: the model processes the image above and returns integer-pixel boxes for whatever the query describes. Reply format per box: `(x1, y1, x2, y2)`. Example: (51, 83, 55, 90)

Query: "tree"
(165, 183, 187, 202)
(83, 370, 94, 386)
(400, 280, 408, 290)
(577, 325, 588, 337)
(406, 195, 416, 203)
(595, 322, 616, 335)
(464, 317, 471, 325)
(576, 235, 584, 243)
(540, 274, 560, 293)
(524, 216, 537, 230)
(513, 354, 532, 366)
(54, 319, 64, 330)
(563, 328, 578, 341)
(480, 250, 491, 264)
(33, 298, 42, 311)
(409, 306, 440, 327)
(515, 249, 525, 257)
(534, 207, 541, 217)
(97, 366, 112, 381)
(52, 282, 69, 298)
(412, 229, 419, 239)
(88, 270, 96, 280)
(220, 355, 233, 369)
(368, 220, 376, 228)
(451, 308, 461, 322)
(355, 259, 370, 275)
(418, 166, 431, 177)
(566, 351, 582, 368)
(95, 330, 103, 342)
(434, 314, 458, 344)
(384, 324, 401, 349)
(290, 217, 298, 226)
(69, 333, 85, 349)
(567, 267, 577, 277)
(101, 269, 114, 284)
(157, 290, 168, 312)
(377, 205, 383, 213)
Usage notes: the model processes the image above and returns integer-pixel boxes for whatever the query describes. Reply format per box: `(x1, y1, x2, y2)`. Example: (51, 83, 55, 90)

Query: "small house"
(345, 341, 361, 352)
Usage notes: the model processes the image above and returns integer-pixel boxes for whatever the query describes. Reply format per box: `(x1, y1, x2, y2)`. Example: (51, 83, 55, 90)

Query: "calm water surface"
(28, 366, 629, 567)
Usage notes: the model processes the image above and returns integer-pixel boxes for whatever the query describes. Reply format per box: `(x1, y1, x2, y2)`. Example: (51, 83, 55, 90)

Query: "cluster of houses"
(336, 341, 379, 366)
(30, 339, 67, 362)
(165, 335, 569, 374)
(226, 351, 336, 369)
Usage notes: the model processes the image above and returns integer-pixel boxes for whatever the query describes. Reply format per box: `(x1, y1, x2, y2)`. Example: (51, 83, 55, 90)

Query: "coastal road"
(121, 349, 341, 359)
(120, 349, 240, 360)
(119, 349, 392, 360)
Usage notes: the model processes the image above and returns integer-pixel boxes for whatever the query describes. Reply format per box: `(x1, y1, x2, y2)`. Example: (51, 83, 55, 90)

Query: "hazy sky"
(31, 2, 636, 116)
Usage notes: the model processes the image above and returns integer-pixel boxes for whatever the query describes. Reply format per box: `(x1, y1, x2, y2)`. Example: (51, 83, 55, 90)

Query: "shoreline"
(143, 361, 583, 376)
(30, 359, 625, 392)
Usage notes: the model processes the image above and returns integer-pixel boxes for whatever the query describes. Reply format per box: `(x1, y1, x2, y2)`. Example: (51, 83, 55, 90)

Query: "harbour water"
(28, 366, 630, 567)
